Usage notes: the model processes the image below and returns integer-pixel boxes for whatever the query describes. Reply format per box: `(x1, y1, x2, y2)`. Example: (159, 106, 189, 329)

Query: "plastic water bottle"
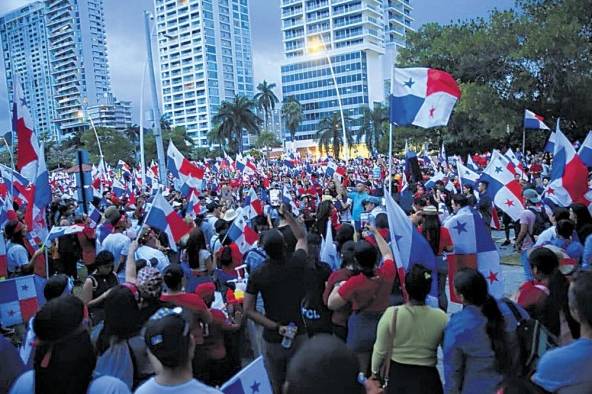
(281, 322, 297, 349)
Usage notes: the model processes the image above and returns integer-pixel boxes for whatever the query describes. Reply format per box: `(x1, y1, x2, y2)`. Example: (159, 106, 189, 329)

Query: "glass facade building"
(154, 0, 254, 146)
(280, 0, 413, 142)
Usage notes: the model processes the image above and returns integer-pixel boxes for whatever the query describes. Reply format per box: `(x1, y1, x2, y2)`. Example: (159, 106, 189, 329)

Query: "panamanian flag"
(544, 122, 588, 207)
(167, 140, 204, 194)
(389, 67, 461, 128)
(144, 192, 191, 251)
(0, 275, 46, 327)
(523, 109, 550, 130)
(456, 161, 480, 188)
(578, 130, 592, 168)
(444, 208, 504, 302)
(480, 150, 524, 221)
(221, 356, 272, 394)
(226, 209, 258, 256)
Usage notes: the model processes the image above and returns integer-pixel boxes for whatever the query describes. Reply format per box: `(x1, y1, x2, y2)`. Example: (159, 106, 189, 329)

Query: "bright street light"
(306, 34, 349, 160)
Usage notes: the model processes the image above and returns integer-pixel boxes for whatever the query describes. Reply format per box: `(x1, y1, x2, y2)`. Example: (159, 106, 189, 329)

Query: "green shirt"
(372, 305, 448, 372)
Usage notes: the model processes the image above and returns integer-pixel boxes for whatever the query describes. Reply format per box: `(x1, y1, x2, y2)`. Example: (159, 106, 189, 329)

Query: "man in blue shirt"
(532, 271, 592, 393)
(338, 179, 369, 231)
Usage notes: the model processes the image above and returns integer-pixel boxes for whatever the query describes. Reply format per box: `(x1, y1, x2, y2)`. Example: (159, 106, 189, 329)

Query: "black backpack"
(503, 299, 558, 377)
(528, 207, 551, 239)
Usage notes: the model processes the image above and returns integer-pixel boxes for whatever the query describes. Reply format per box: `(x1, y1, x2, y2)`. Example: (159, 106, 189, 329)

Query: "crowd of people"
(1, 150, 592, 394)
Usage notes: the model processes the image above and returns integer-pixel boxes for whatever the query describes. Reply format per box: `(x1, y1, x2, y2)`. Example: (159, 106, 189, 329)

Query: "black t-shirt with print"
(246, 249, 306, 342)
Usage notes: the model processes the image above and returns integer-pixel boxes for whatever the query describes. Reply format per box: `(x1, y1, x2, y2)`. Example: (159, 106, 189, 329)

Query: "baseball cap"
(523, 189, 541, 203)
(144, 308, 191, 368)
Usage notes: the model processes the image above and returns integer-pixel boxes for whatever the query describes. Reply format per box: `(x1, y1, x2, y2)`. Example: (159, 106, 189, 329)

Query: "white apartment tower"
(280, 0, 413, 142)
(154, 0, 255, 146)
(0, 2, 58, 140)
(46, 0, 113, 134)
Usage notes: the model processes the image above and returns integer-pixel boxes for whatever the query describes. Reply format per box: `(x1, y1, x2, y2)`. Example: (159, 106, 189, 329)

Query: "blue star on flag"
(250, 381, 260, 393)
(403, 78, 415, 88)
(453, 221, 467, 235)
(19, 97, 27, 107)
(494, 166, 502, 174)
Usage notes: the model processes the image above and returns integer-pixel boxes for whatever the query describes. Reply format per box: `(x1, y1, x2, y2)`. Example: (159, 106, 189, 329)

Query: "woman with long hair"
(328, 228, 396, 378)
(516, 247, 579, 341)
(371, 264, 448, 393)
(9, 295, 130, 394)
(570, 203, 592, 242)
(418, 206, 453, 311)
(443, 268, 511, 393)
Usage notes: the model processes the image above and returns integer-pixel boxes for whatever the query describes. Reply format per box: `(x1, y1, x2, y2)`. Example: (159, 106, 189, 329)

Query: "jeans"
(521, 249, 533, 281)
(263, 335, 307, 394)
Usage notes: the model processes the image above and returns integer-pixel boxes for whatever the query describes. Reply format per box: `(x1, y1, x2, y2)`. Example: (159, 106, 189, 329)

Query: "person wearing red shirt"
(192, 282, 242, 387)
(418, 205, 453, 311)
(160, 264, 212, 346)
(323, 240, 355, 340)
(327, 227, 396, 379)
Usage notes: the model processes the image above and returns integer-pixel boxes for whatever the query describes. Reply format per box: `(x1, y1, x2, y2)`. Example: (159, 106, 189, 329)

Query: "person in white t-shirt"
(534, 207, 571, 247)
(135, 227, 170, 273)
(135, 308, 222, 394)
(100, 214, 131, 280)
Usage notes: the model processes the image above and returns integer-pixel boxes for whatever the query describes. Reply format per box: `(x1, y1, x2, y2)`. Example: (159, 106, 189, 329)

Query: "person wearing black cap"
(243, 203, 309, 394)
(135, 309, 222, 394)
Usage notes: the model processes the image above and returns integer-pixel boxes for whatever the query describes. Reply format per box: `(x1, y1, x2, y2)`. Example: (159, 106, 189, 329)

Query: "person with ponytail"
(371, 264, 448, 393)
(443, 268, 512, 393)
(417, 205, 453, 311)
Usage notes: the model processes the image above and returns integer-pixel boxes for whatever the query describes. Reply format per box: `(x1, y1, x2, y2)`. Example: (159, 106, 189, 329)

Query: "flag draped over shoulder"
(444, 208, 504, 302)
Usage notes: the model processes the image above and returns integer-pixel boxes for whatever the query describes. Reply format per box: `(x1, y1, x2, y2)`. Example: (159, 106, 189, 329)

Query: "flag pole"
(521, 124, 526, 155)
(388, 61, 395, 195)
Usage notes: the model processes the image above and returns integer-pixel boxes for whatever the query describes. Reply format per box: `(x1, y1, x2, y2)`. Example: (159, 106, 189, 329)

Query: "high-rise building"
(0, 2, 58, 140)
(280, 0, 413, 144)
(0, 0, 129, 140)
(154, 0, 255, 146)
(86, 94, 132, 131)
(46, 0, 113, 134)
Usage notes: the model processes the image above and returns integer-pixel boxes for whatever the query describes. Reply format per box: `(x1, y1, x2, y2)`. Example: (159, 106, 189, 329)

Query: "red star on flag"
(429, 107, 436, 118)
(547, 187, 555, 195)
(504, 199, 514, 207)
(487, 271, 499, 284)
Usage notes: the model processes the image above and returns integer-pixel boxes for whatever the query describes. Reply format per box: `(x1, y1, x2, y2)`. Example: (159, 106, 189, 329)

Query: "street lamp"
(308, 34, 348, 160)
(78, 103, 104, 162)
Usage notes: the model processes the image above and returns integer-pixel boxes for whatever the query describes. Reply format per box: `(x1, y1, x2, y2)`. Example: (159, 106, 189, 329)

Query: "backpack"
(528, 207, 550, 239)
(503, 299, 558, 377)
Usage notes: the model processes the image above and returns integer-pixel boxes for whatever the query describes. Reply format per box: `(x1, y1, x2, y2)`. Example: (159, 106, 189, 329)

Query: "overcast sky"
(0, 0, 514, 132)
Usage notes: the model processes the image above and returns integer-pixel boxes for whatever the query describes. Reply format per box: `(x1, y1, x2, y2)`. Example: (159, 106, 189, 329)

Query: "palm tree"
(254, 80, 279, 130)
(255, 131, 281, 159)
(207, 125, 225, 155)
(212, 95, 261, 154)
(160, 113, 172, 131)
(357, 104, 388, 155)
(316, 111, 353, 160)
(281, 96, 302, 147)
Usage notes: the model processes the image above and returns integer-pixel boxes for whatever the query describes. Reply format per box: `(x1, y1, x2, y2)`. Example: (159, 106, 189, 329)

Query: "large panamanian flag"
(523, 109, 550, 130)
(167, 140, 204, 195)
(389, 68, 461, 128)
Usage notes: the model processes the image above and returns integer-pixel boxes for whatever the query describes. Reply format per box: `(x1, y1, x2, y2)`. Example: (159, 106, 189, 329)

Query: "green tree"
(254, 80, 279, 130)
(143, 125, 192, 164)
(316, 112, 353, 160)
(80, 127, 135, 164)
(254, 131, 281, 158)
(357, 103, 388, 155)
(396, 0, 592, 154)
(212, 95, 261, 154)
(281, 96, 302, 145)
